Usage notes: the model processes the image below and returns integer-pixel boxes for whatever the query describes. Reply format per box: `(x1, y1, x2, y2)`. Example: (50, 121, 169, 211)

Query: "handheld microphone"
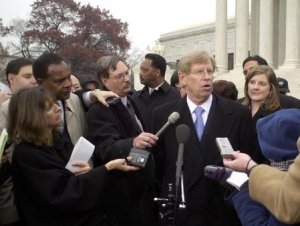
(155, 112, 180, 137)
(175, 124, 190, 199)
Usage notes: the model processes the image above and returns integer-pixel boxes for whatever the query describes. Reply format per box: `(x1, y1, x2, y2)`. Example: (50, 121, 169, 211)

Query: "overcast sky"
(0, 0, 236, 50)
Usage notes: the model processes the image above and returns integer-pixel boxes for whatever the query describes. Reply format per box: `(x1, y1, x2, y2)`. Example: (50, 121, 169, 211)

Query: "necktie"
(194, 106, 204, 141)
(127, 101, 143, 132)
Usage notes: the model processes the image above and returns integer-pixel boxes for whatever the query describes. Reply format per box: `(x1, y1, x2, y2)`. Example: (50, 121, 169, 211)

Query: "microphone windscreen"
(168, 112, 180, 124)
(176, 124, 190, 143)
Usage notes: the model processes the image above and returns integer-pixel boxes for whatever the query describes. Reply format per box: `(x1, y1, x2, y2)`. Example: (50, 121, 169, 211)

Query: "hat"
(257, 109, 300, 162)
(277, 77, 290, 93)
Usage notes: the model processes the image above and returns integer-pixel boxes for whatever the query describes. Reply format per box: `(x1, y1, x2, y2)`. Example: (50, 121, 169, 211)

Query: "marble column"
(234, 0, 249, 69)
(250, 0, 260, 55)
(281, 0, 300, 68)
(215, 0, 228, 73)
(259, 0, 274, 67)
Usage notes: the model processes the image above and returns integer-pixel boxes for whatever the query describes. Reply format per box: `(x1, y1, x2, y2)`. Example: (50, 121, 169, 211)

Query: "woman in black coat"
(8, 87, 138, 226)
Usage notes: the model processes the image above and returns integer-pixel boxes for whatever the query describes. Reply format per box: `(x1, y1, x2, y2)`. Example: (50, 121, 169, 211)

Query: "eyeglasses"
(190, 69, 214, 76)
(110, 71, 130, 82)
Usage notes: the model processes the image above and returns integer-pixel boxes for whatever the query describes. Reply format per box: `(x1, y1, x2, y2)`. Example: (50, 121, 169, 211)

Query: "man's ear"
(100, 77, 108, 87)
(178, 71, 187, 86)
(7, 73, 15, 85)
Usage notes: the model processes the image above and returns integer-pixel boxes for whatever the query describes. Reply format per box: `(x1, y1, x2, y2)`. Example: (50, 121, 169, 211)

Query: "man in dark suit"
(87, 55, 158, 226)
(131, 53, 181, 131)
(239, 55, 300, 108)
(151, 50, 254, 226)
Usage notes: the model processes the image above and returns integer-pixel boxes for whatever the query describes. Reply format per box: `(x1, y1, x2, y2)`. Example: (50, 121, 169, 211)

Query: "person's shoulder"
(87, 101, 109, 114)
(14, 142, 41, 159)
(0, 98, 10, 111)
(65, 93, 81, 107)
(168, 86, 181, 97)
(280, 94, 300, 108)
(130, 86, 146, 98)
(216, 95, 248, 111)
(153, 98, 181, 114)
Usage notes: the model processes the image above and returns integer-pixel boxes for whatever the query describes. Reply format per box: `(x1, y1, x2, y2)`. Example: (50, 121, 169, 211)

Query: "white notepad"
(65, 137, 95, 172)
(0, 129, 8, 160)
(226, 171, 249, 190)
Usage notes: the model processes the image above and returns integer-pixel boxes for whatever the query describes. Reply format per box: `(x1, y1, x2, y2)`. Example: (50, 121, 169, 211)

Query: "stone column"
(281, 0, 300, 68)
(259, 0, 274, 66)
(215, 0, 228, 73)
(250, 0, 260, 55)
(234, 0, 249, 69)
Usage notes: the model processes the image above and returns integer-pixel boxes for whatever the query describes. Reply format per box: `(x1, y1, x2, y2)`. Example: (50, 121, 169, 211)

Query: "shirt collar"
(148, 81, 165, 94)
(120, 96, 128, 106)
(186, 94, 213, 114)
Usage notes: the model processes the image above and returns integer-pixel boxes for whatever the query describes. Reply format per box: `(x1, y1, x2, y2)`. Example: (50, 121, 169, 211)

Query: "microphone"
(155, 112, 180, 137)
(175, 124, 190, 200)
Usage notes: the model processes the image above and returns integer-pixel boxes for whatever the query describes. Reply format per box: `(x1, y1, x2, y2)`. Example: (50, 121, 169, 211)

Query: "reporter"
(223, 109, 300, 224)
(8, 87, 139, 226)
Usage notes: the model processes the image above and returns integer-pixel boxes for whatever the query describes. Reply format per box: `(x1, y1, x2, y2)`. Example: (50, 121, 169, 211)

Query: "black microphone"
(155, 112, 180, 137)
(175, 124, 190, 198)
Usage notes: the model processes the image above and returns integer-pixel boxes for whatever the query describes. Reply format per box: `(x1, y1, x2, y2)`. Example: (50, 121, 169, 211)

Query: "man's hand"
(90, 89, 119, 107)
(223, 151, 257, 172)
(133, 132, 158, 149)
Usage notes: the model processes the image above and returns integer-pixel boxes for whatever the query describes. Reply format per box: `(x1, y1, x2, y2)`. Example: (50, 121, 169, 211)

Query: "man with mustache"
(87, 55, 158, 226)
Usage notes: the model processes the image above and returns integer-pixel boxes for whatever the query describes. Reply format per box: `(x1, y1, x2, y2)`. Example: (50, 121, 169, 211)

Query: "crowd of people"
(0, 50, 299, 226)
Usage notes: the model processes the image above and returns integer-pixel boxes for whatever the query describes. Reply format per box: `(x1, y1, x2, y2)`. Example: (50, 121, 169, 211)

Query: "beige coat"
(64, 93, 87, 145)
(0, 98, 9, 129)
(249, 138, 300, 224)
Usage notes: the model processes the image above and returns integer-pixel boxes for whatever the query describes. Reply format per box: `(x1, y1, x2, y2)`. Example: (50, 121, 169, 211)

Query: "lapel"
(183, 95, 238, 189)
(110, 100, 142, 138)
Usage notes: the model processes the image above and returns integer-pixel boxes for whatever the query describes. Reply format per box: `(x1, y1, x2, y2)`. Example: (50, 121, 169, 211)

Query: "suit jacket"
(152, 95, 254, 226)
(249, 153, 300, 224)
(131, 81, 181, 131)
(87, 98, 155, 226)
(64, 93, 87, 145)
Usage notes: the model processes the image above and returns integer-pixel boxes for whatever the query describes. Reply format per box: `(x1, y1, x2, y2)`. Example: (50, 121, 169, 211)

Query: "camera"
(127, 148, 150, 168)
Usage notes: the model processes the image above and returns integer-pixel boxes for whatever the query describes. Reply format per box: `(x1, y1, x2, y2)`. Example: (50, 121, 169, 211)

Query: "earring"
(268, 92, 272, 98)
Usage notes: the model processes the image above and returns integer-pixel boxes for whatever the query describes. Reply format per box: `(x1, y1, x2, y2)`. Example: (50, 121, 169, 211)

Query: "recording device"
(215, 137, 234, 159)
(106, 97, 120, 105)
(127, 148, 150, 168)
(204, 165, 232, 177)
(155, 112, 180, 137)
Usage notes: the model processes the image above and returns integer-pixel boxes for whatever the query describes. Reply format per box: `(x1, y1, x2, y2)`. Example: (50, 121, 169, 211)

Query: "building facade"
(156, 0, 300, 98)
